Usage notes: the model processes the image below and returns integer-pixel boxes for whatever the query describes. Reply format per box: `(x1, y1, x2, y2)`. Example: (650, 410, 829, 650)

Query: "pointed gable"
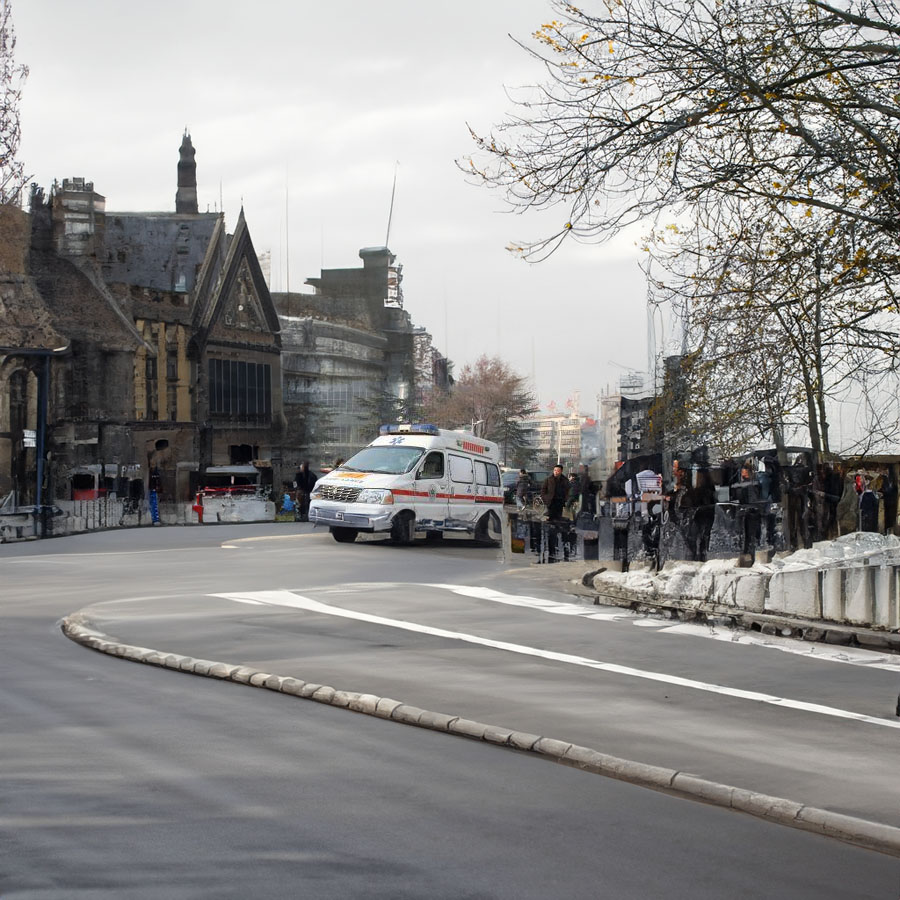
(217, 256, 267, 333)
(194, 209, 280, 351)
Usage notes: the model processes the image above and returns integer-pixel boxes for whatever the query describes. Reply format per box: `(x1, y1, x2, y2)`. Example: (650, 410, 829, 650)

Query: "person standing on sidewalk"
(578, 463, 596, 517)
(294, 461, 318, 522)
(515, 468, 531, 511)
(541, 465, 569, 520)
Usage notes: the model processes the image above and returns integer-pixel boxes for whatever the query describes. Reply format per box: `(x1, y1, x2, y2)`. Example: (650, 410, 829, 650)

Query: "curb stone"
(60, 615, 900, 859)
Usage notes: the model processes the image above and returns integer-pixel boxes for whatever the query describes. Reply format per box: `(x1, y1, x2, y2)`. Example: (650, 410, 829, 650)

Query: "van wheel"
(390, 511, 415, 546)
(331, 527, 358, 543)
(474, 511, 501, 546)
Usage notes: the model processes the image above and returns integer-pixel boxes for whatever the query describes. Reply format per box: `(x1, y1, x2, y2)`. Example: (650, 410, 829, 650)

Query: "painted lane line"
(211, 589, 900, 731)
(424, 583, 900, 672)
(657, 621, 900, 669)
(425, 583, 627, 621)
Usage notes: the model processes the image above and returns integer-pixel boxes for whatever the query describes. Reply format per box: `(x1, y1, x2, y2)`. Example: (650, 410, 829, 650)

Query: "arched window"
(9, 370, 27, 434)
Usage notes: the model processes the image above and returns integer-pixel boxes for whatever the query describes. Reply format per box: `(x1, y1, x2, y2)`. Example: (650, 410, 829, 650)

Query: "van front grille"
(318, 485, 362, 503)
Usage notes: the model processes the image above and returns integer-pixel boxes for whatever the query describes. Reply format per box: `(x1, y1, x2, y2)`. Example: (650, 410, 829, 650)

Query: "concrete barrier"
(593, 534, 900, 633)
(766, 568, 821, 619)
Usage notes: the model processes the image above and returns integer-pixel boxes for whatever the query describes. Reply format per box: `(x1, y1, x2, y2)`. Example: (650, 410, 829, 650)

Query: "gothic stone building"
(0, 133, 284, 506)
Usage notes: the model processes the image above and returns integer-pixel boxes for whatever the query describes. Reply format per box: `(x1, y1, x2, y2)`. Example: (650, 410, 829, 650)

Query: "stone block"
(734, 573, 768, 612)
(766, 568, 820, 618)
(821, 567, 844, 622)
(731, 789, 804, 825)
(391, 704, 425, 725)
(608, 760, 676, 789)
(709, 572, 740, 607)
(873, 565, 899, 630)
(671, 773, 734, 806)
(348, 694, 379, 715)
(448, 718, 487, 739)
(794, 806, 900, 854)
(533, 737, 572, 759)
(482, 726, 514, 745)
(373, 698, 402, 719)
(280, 678, 306, 696)
(823, 629, 853, 645)
(417, 710, 456, 731)
(844, 565, 874, 625)
(207, 663, 236, 679)
(855, 632, 892, 650)
(229, 666, 256, 684)
(562, 745, 617, 773)
(508, 731, 541, 751)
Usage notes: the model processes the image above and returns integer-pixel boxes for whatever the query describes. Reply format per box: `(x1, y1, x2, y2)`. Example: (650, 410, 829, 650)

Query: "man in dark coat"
(578, 463, 596, 517)
(294, 461, 318, 522)
(514, 468, 531, 511)
(541, 465, 569, 520)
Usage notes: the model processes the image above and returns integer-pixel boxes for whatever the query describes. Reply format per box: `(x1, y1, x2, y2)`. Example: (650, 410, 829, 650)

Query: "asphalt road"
(3, 524, 900, 897)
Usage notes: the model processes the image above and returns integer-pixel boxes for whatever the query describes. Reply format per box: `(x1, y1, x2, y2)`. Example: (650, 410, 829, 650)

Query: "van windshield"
(341, 446, 424, 475)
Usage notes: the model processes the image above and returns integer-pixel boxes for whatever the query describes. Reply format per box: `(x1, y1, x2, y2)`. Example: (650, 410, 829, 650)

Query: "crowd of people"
(514, 464, 595, 521)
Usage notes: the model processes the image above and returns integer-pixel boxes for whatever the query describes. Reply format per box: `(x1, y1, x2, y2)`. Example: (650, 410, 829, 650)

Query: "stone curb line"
(61, 614, 900, 859)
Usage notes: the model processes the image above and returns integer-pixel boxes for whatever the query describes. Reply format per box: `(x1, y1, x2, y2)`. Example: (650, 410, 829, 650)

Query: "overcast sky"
(15, 1, 655, 415)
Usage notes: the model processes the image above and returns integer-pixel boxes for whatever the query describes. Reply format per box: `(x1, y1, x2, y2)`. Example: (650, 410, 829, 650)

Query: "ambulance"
(308, 423, 504, 544)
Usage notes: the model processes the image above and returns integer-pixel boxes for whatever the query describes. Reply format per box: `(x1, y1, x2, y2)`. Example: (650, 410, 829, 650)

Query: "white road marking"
(211, 589, 900, 730)
(424, 583, 900, 671)
(425, 583, 627, 621)
(657, 622, 900, 668)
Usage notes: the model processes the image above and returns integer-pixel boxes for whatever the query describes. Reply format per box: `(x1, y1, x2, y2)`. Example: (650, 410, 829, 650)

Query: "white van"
(308, 424, 503, 544)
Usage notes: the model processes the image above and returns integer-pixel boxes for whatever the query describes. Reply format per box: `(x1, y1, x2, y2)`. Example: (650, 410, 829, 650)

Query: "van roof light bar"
(379, 423, 441, 436)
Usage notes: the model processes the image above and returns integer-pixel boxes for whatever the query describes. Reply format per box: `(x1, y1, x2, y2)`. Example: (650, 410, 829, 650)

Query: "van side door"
(474, 460, 502, 516)
(448, 453, 477, 530)
(414, 450, 449, 529)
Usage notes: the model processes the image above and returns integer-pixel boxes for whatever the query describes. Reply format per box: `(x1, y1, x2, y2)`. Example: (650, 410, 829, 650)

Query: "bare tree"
(645, 195, 900, 458)
(464, 0, 900, 262)
(424, 355, 538, 464)
(467, 0, 900, 453)
(0, 0, 27, 206)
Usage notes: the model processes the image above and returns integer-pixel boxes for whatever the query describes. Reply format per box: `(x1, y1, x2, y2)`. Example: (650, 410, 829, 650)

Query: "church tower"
(176, 130, 198, 214)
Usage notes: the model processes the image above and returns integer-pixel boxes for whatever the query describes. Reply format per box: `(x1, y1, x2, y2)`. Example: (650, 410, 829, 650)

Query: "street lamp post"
(0, 346, 68, 538)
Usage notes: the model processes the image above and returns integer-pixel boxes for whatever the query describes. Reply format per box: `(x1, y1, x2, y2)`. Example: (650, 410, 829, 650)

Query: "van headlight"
(310, 484, 323, 498)
(358, 489, 394, 505)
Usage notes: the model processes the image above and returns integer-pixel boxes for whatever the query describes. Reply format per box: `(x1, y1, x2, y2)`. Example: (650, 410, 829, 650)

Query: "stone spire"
(176, 130, 198, 214)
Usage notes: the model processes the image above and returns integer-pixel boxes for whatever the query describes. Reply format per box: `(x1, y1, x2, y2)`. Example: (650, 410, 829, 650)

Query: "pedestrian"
(882, 471, 898, 536)
(515, 468, 530, 511)
(294, 461, 318, 522)
(540, 464, 569, 520)
(786, 454, 812, 551)
(566, 473, 580, 519)
(578, 463, 595, 517)
(148, 466, 162, 525)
